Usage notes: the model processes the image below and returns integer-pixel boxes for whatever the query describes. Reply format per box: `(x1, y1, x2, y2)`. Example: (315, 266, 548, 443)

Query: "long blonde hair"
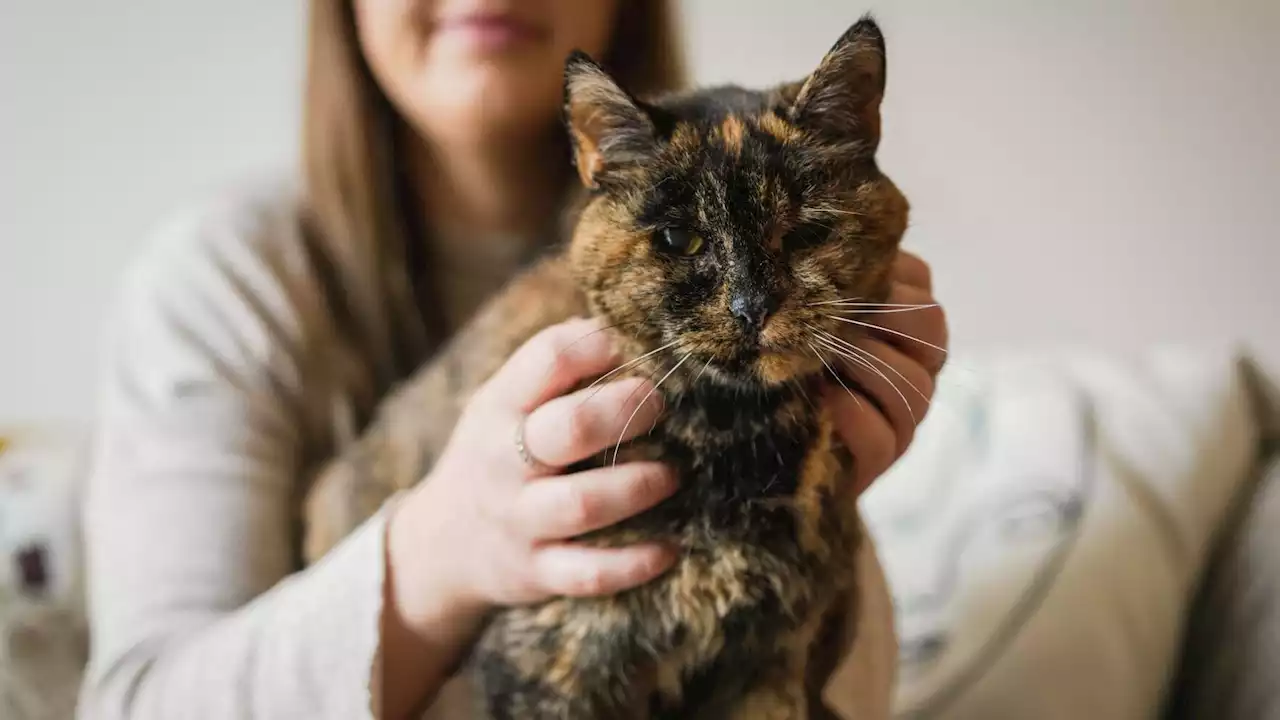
(300, 1, 687, 391)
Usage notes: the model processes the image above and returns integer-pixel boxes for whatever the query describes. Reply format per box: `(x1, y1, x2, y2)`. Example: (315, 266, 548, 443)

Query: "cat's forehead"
(656, 85, 802, 153)
(655, 84, 791, 123)
(635, 89, 815, 232)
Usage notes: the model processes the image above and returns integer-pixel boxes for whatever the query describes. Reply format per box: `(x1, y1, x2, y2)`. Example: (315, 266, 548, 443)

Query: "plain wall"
(2, 1, 303, 424)
(3, 1, 1278, 424)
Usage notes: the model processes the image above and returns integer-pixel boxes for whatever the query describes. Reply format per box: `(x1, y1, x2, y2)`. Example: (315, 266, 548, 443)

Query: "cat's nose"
(729, 290, 779, 334)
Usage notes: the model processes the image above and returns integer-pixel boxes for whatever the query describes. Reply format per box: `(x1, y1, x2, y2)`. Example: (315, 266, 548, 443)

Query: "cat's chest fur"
(584, 376, 850, 561)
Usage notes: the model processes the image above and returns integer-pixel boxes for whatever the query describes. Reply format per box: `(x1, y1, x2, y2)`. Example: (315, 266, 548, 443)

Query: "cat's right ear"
(788, 15, 887, 154)
(564, 50, 657, 190)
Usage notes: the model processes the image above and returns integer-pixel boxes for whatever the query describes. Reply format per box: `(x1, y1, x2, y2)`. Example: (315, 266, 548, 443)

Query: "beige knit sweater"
(76, 175, 897, 719)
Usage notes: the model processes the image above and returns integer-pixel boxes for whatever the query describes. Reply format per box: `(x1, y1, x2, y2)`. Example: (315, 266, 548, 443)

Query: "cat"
(304, 15, 909, 719)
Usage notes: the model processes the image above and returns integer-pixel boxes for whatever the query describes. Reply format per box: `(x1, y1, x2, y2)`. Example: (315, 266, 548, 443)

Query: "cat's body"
(305, 16, 909, 719)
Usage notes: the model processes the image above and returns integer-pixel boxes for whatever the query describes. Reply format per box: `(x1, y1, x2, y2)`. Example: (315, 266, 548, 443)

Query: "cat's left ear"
(789, 15, 887, 152)
(564, 51, 658, 189)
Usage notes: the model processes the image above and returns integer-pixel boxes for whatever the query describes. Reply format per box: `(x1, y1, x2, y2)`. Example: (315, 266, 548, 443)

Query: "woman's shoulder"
(111, 169, 337, 321)
(123, 171, 307, 290)
(104, 171, 330, 392)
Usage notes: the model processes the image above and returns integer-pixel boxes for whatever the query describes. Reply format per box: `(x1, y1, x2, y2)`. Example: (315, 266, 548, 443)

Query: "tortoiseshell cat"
(305, 16, 908, 719)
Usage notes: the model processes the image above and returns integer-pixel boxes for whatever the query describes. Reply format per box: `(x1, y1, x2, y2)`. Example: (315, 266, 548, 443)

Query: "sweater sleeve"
(77, 191, 390, 720)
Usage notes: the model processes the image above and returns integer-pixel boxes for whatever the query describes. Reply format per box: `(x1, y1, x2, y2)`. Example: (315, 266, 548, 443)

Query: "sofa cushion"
(862, 347, 1260, 720)
(1162, 357, 1280, 720)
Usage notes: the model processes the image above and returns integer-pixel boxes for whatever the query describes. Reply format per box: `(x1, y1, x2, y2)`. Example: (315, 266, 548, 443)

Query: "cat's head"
(563, 16, 908, 390)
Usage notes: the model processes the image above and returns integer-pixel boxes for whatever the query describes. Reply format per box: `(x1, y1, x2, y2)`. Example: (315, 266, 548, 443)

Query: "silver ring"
(514, 414, 558, 475)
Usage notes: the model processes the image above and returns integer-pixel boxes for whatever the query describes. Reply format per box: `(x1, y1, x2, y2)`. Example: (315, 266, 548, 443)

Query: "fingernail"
(624, 379, 665, 410)
(660, 542, 682, 567)
(643, 543, 679, 573)
(657, 468, 679, 495)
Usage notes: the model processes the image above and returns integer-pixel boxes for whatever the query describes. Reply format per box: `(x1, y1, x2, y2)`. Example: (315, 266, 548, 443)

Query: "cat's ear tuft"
(564, 50, 657, 189)
(789, 15, 887, 152)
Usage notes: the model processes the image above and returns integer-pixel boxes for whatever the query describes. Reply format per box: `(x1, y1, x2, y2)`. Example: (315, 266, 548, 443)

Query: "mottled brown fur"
(304, 15, 907, 719)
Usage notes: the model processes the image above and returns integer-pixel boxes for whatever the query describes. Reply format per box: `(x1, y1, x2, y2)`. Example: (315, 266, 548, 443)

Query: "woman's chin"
(409, 69, 561, 138)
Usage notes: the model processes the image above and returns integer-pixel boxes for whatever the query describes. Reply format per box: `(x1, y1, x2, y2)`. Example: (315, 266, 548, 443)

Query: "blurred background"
(2, 0, 1277, 424)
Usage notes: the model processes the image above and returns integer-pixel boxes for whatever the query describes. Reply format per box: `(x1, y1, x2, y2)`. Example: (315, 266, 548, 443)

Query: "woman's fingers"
(822, 250, 948, 496)
(837, 338, 934, 456)
(484, 317, 621, 412)
(892, 249, 933, 292)
(863, 282, 948, 374)
(825, 384, 898, 495)
(515, 462, 677, 540)
(520, 376, 663, 470)
(532, 542, 677, 598)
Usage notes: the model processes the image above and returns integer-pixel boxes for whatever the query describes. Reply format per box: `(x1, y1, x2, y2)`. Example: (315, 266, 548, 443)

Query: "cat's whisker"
(827, 307, 938, 316)
(811, 333, 879, 381)
(825, 315, 949, 356)
(806, 300, 938, 315)
(806, 297, 865, 307)
(788, 378, 818, 414)
(813, 328, 931, 408)
(694, 355, 714, 384)
(803, 205, 865, 218)
(814, 335, 879, 381)
(812, 334, 917, 424)
(611, 353, 691, 468)
(556, 319, 650, 356)
(552, 319, 647, 393)
(808, 343, 862, 411)
(800, 219, 841, 236)
(579, 339, 682, 402)
(825, 304, 939, 316)
(815, 316, 982, 389)
(814, 340, 916, 428)
(821, 302, 929, 307)
(817, 330, 975, 424)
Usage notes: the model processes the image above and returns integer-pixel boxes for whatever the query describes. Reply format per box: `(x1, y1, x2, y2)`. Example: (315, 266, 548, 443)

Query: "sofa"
(2, 345, 1276, 720)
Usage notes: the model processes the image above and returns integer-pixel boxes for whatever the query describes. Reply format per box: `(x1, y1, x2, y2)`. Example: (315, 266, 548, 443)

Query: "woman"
(78, 1, 948, 718)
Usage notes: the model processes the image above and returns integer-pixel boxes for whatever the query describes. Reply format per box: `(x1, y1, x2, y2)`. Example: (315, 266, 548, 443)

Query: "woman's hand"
(389, 317, 678, 628)
(825, 249, 948, 495)
(380, 318, 678, 717)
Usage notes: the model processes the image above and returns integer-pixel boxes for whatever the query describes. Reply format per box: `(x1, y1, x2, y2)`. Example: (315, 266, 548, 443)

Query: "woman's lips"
(433, 13, 548, 51)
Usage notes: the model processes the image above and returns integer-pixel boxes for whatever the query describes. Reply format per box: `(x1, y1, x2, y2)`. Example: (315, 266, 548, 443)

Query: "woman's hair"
(300, 0, 687, 387)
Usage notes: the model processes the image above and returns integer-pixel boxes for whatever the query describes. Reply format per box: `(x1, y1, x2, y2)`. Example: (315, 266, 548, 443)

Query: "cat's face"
(565, 17, 908, 389)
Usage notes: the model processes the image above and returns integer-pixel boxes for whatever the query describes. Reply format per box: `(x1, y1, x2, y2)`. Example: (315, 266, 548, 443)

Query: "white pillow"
(863, 347, 1259, 720)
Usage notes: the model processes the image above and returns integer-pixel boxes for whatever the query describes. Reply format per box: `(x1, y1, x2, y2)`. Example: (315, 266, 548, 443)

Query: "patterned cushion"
(863, 348, 1260, 720)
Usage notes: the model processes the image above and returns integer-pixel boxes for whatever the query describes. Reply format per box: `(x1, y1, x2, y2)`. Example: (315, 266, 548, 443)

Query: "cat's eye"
(661, 228, 706, 256)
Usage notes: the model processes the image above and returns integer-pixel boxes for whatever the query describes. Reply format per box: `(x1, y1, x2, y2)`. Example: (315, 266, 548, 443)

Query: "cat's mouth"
(690, 339, 820, 389)
(712, 346, 761, 374)
(652, 312, 830, 388)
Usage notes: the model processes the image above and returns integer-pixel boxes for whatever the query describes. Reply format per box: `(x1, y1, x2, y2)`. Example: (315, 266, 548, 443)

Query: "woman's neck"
(407, 125, 571, 246)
